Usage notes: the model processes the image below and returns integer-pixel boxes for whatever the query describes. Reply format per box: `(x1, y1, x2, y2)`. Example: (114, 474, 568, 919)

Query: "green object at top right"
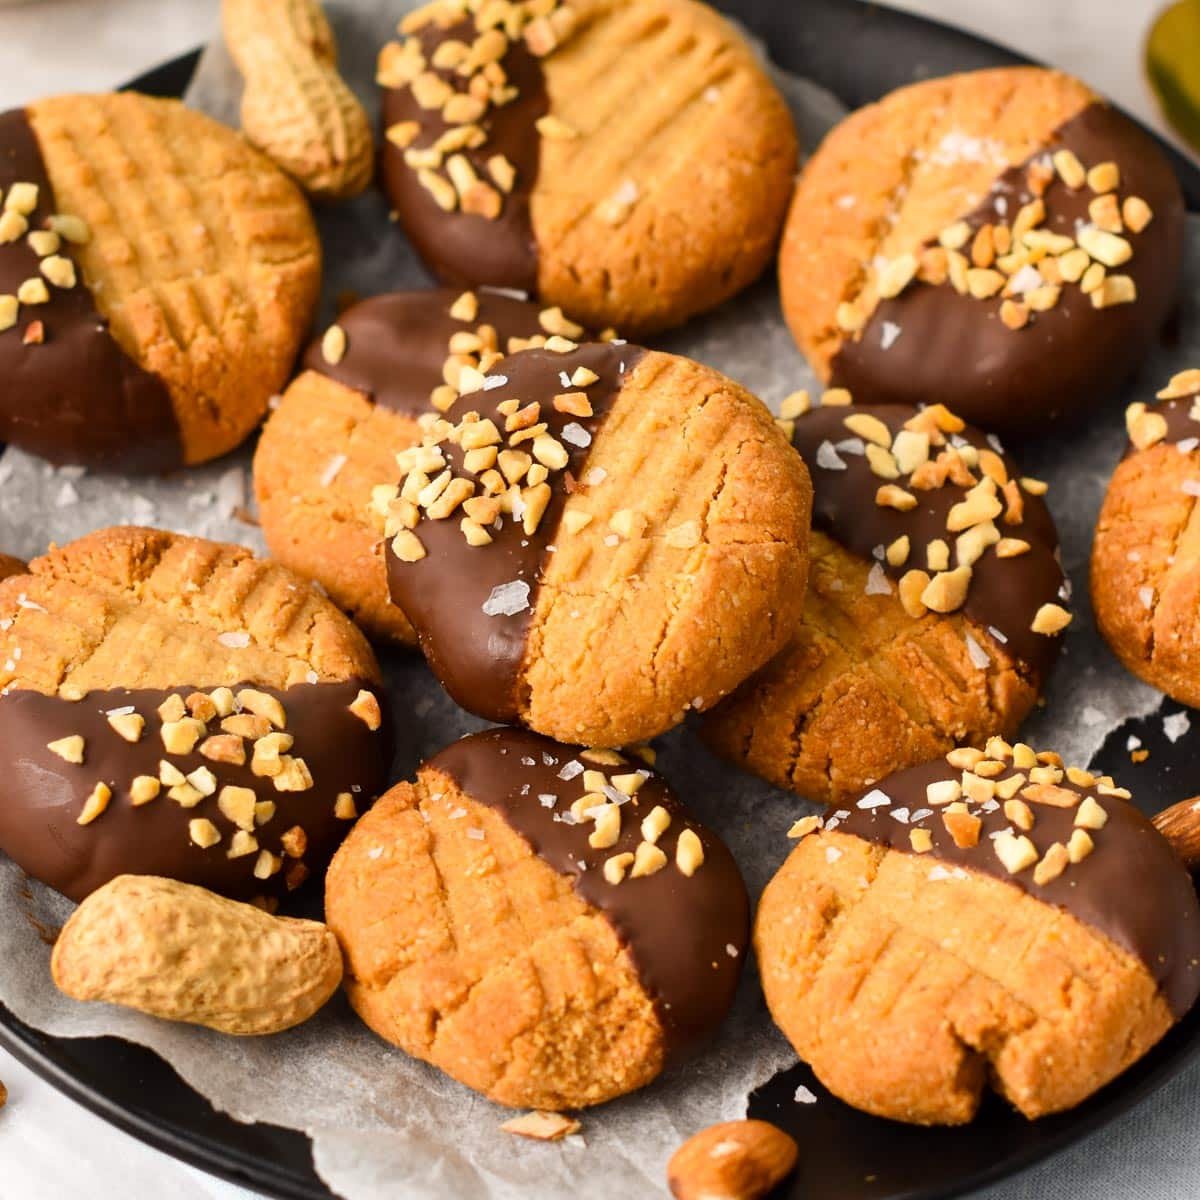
(1148, 0, 1200, 154)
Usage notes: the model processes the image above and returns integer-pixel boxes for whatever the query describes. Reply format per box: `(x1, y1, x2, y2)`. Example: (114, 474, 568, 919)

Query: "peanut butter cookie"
(703, 395, 1067, 806)
(377, 0, 797, 335)
(781, 67, 1183, 433)
(379, 339, 812, 747)
(1093, 369, 1200, 706)
(0, 94, 320, 471)
(255, 288, 556, 642)
(326, 726, 748, 1110)
(756, 742, 1200, 1125)
(0, 526, 388, 903)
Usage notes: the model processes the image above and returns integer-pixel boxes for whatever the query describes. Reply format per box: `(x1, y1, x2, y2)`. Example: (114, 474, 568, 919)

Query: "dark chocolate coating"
(0, 109, 180, 472)
(380, 19, 546, 293)
(0, 679, 387, 903)
(831, 103, 1185, 434)
(791, 403, 1065, 678)
(429, 726, 749, 1057)
(302, 287, 547, 418)
(386, 341, 645, 721)
(836, 759, 1200, 1018)
(1147, 389, 1200, 450)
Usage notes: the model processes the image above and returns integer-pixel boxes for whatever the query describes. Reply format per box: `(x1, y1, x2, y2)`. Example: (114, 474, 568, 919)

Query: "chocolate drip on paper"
(790, 403, 1065, 678)
(381, 18, 546, 293)
(386, 341, 644, 722)
(0, 109, 180, 472)
(430, 727, 749, 1058)
(832, 103, 1185, 432)
(0, 679, 387, 903)
(303, 288, 548, 418)
(835, 760, 1200, 1018)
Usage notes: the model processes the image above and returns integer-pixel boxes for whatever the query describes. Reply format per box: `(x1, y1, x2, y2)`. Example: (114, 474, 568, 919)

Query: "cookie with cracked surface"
(326, 726, 749, 1110)
(781, 67, 1184, 433)
(381, 339, 813, 747)
(377, 0, 797, 336)
(703, 396, 1068, 807)
(0, 526, 388, 903)
(255, 287, 565, 643)
(756, 742, 1200, 1125)
(1093, 369, 1200, 706)
(0, 554, 24, 582)
(0, 94, 320, 471)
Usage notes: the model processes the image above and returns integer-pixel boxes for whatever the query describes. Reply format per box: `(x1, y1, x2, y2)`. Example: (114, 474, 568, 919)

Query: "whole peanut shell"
(51, 874, 343, 1035)
(223, 0, 374, 199)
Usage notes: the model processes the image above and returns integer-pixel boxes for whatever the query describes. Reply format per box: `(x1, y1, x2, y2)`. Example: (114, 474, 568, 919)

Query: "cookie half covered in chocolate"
(781, 67, 1183, 432)
(255, 287, 557, 643)
(0, 527, 388, 903)
(1093, 369, 1200, 706)
(704, 395, 1068, 806)
(377, 0, 797, 335)
(756, 741, 1200, 1125)
(380, 339, 812, 747)
(326, 726, 749, 1110)
(0, 553, 24, 583)
(0, 94, 320, 471)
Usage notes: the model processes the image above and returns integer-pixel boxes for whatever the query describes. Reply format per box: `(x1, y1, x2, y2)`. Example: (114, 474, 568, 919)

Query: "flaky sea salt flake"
(1164, 712, 1190, 743)
(964, 634, 990, 669)
(319, 454, 347, 487)
(482, 580, 531, 617)
(816, 440, 846, 471)
(857, 789, 890, 810)
(865, 563, 892, 596)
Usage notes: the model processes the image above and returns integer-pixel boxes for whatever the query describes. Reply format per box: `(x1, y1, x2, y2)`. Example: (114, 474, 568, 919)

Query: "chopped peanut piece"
(675, 828, 705, 876)
(47, 735, 85, 764)
(630, 840, 668, 878)
(77, 782, 111, 826)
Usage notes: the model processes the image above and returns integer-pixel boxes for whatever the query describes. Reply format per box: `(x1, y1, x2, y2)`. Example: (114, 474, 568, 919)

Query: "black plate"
(2, 3, 1199, 1199)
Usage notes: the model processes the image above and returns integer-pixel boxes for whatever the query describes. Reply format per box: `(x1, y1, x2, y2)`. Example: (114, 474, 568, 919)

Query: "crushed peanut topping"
(0, 192, 90, 342)
(796, 392, 1069, 645)
(378, 0, 579, 224)
(858, 144, 1150, 335)
(76, 782, 111, 826)
(820, 740, 1135, 894)
(377, 330, 629, 563)
(47, 734, 85, 764)
(43, 682, 382, 883)
(512, 745, 705, 887)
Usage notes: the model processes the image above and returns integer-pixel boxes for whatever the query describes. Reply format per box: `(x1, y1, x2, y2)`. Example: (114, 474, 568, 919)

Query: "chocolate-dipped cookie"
(756, 741, 1200, 1125)
(0, 527, 388, 903)
(379, 338, 812, 747)
(255, 288, 560, 643)
(780, 67, 1183, 433)
(1093, 368, 1200, 706)
(0, 554, 24, 583)
(0, 94, 320, 471)
(704, 395, 1068, 805)
(377, 0, 797, 335)
(326, 726, 748, 1110)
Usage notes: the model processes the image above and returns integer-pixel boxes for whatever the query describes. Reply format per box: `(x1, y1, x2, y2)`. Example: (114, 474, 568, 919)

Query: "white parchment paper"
(0, 4, 1197, 1196)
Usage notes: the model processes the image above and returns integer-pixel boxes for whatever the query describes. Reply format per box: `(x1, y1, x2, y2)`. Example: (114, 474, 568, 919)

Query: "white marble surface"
(0, 1, 1194, 1198)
